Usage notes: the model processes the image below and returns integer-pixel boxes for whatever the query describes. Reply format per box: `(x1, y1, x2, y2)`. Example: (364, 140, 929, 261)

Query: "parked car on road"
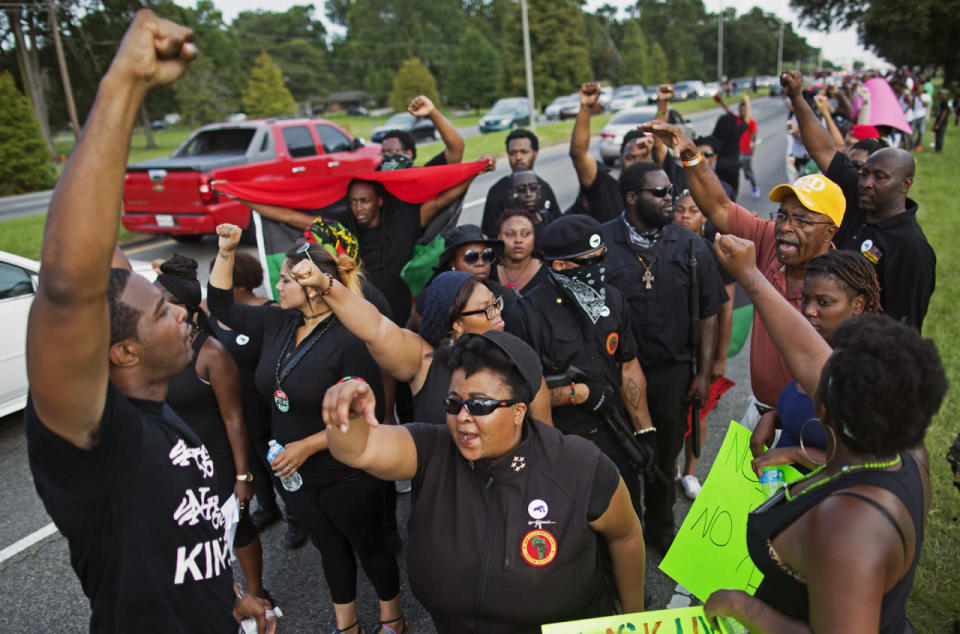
(545, 94, 578, 120)
(673, 80, 705, 100)
(610, 84, 646, 111)
(370, 112, 437, 142)
(479, 98, 533, 133)
(644, 86, 661, 104)
(0, 251, 155, 418)
(122, 118, 381, 240)
(149, 119, 168, 131)
(598, 86, 614, 110)
(347, 105, 370, 117)
(702, 82, 722, 98)
(598, 106, 696, 166)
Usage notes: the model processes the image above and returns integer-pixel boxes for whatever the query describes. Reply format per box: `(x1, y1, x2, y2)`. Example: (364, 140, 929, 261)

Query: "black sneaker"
(284, 523, 309, 549)
(250, 507, 282, 531)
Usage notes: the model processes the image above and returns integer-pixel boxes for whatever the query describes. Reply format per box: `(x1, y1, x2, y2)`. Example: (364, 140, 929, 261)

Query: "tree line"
(1, 0, 823, 152)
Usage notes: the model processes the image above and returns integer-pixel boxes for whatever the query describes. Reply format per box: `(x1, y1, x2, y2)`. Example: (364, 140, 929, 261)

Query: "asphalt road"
(0, 97, 788, 632)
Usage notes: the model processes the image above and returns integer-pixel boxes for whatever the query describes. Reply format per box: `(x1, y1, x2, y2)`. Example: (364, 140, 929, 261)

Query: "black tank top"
(746, 452, 924, 633)
(411, 358, 452, 425)
(166, 333, 232, 460)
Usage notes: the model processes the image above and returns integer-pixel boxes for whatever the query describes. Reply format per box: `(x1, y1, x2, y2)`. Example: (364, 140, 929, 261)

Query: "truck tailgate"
(123, 169, 205, 212)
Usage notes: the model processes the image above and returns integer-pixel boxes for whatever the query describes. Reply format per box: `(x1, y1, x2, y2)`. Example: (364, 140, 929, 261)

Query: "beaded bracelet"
(337, 376, 367, 385)
(568, 383, 576, 404)
(319, 272, 335, 296)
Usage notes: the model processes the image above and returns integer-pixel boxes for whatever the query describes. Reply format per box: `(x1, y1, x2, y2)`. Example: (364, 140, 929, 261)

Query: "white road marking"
(0, 522, 58, 564)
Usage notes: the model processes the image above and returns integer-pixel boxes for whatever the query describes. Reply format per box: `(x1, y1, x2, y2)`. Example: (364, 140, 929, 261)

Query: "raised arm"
(639, 120, 732, 232)
(287, 257, 432, 389)
(26, 11, 195, 447)
(245, 201, 315, 231)
(714, 235, 832, 396)
(409, 95, 464, 164)
(782, 71, 838, 173)
(419, 155, 495, 227)
(570, 81, 602, 188)
(814, 94, 845, 150)
(652, 84, 675, 165)
(323, 379, 418, 481)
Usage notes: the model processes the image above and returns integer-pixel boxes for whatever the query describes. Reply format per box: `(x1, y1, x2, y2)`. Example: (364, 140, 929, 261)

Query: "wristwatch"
(236, 472, 254, 482)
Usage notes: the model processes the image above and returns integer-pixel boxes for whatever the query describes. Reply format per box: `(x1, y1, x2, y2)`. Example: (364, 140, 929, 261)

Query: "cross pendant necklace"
(638, 257, 654, 290)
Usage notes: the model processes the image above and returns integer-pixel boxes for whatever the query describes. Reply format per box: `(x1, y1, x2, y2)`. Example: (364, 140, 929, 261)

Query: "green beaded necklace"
(783, 454, 902, 502)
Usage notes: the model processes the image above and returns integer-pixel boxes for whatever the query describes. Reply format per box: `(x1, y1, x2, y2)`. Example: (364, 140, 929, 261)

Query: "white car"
(598, 86, 614, 110)
(598, 106, 696, 166)
(0, 251, 156, 418)
(702, 82, 722, 98)
(545, 94, 579, 120)
(610, 85, 646, 111)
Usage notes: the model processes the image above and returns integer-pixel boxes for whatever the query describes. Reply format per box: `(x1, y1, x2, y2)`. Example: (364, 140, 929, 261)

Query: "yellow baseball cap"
(768, 174, 846, 227)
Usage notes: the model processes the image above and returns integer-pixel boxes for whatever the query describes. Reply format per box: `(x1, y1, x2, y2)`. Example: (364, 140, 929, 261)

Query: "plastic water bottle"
(266, 440, 302, 492)
(759, 467, 785, 498)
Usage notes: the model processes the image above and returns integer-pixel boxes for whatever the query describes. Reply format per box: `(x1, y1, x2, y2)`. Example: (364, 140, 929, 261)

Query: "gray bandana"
(550, 267, 609, 324)
(621, 211, 662, 250)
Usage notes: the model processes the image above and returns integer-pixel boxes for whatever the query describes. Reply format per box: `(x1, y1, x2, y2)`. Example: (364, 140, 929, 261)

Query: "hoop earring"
(799, 418, 826, 466)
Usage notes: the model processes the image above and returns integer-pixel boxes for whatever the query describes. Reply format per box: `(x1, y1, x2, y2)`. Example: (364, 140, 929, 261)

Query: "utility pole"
(521, 0, 536, 131)
(47, 0, 80, 140)
(817, 47, 824, 73)
(776, 19, 784, 78)
(717, 0, 724, 83)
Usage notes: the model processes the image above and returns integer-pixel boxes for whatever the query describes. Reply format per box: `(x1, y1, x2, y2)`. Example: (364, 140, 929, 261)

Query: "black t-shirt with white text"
(25, 385, 235, 633)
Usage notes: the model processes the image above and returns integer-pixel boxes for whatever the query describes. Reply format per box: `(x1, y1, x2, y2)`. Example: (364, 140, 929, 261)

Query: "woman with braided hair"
(749, 249, 883, 473)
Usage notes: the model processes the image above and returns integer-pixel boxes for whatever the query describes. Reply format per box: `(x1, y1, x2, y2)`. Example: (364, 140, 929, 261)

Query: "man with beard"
(504, 215, 654, 515)
(481, 129, 560, 237)
(24, 11, 274, 632)
(638, 120, 846, 429)
(599, 162, 725, 554)
(509, 169, 562, 229)
(782, 69, 936, 331)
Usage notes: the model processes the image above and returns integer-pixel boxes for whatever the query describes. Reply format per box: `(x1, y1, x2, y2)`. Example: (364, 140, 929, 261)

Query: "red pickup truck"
(122, 118, 381, 238)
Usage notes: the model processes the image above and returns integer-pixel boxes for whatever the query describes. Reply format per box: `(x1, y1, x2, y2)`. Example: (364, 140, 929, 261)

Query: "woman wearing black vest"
(321, 330, 647, 633)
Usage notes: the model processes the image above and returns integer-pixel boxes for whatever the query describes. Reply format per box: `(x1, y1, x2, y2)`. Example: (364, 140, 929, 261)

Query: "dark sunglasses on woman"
(462, 247, 497, 266)
(444, 395, 518, 416)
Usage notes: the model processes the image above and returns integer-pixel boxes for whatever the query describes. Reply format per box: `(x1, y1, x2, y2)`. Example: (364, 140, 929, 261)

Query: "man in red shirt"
(639, 120, 846, 430)
(738, 101, 759, 199)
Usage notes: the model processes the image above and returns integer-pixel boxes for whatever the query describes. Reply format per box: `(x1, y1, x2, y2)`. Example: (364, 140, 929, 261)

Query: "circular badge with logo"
(274, 389, 290, 413)
(589, 233, 602, 248)
(235, 334, 250, 346)
(521, 529, 557, 567)
(606, 332, 619, 355)
(860, 239, 874, 253)
(527, 499, 549, 520)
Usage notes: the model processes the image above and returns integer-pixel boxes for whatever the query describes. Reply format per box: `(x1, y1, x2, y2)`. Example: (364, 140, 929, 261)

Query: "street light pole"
(776, 19, 784, 77)
(521, 0, 536, 131)
(717, 0, 724, 83)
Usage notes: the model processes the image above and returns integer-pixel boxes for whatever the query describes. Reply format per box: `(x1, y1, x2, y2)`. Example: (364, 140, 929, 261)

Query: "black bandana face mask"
(379, 153, 414, 171)
(551, 263, 609, 324)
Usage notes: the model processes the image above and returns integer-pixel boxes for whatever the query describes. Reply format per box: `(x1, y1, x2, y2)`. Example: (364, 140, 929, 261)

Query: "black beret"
(539, 214, 605, 261)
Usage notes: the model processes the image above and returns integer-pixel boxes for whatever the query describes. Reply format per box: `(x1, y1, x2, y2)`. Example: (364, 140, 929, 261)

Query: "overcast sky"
(189, 0, 884, 69)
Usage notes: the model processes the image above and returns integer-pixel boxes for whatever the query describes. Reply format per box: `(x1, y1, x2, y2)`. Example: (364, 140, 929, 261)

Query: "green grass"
(0, 214, 137, 260)
(904, 122, 960, 632)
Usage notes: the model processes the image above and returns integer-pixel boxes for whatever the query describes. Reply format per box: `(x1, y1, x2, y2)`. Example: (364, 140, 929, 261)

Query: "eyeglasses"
(462, 247, 497, 266)
(459, 295, 504, 320)
(637, 186, 672, 198)
(444, 395, 518, 416)
(572, 250, 606, 267)
(771, 208, 835, 228)
(701, 151, 717, 158)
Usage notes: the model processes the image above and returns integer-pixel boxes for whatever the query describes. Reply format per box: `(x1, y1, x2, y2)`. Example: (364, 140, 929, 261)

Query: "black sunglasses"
(444, 395, 518, 416)
(637, 186, 672, 198)
(459, 295, 504, 320)
(462, 247, 497, 266)
(701, 151, 717, 157)
(572, 250, 606, 267)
